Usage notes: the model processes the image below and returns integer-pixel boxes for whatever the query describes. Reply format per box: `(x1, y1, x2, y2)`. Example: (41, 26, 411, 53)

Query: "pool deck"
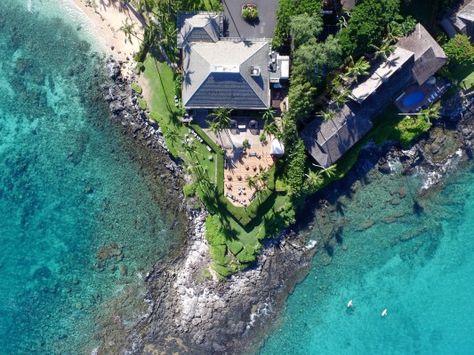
(395, 79, 451, 113)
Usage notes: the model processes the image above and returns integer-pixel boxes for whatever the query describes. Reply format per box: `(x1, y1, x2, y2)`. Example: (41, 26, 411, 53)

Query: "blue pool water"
(0, 1, 183, 353)
(260, 166, 474, 354)
(402, 90, 425, 108)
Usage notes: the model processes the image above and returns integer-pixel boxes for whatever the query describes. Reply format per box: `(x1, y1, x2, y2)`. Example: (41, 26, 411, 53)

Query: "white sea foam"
(417, 149, 463, 190)
(305, 239, 318, 250)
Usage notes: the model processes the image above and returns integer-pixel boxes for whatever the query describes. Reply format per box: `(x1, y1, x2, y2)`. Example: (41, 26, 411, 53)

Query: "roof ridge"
(240, 42, 269, 107)
(183, 46, 211, 106)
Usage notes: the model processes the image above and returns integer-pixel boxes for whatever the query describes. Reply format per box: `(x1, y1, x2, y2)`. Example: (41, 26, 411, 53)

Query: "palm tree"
(183, 137, 195, 157)
(312, 163, 338, 178)
(419, 105, 440, 123)
(208, 121, 220, 136)
(164, 126, 180, 147)
(371, 38, 395, 61)
(319, 111, 335, 121)
(120, 18, 141, 44)
(263, 121, 280, 137)
(345, 56, 370, 82)
(263, 108, 276, 122)
(209, 107, 233, 129)
(305, 170, 323, 188)
(334, 88, 351, 107)
(246, 175, 257, 190)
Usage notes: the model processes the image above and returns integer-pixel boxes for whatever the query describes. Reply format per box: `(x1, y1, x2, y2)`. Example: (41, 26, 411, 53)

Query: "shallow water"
(260, 164, 474, 354)
(0, 1, 182, 353)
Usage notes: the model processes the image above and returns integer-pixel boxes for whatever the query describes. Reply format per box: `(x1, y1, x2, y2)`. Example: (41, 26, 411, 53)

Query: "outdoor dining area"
(223, 144, 274, 207)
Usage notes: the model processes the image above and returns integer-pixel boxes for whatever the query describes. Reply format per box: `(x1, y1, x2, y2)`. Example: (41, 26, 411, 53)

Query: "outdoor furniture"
(249, 152, 257, 157)
(249, 120, 259, 135)
(238, 124, 246, 130)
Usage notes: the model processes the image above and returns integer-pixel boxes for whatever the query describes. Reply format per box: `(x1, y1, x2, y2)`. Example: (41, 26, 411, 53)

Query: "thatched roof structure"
(397, 24, 448, 85)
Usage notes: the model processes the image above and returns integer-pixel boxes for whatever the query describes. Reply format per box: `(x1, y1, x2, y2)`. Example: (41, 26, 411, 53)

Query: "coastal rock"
(92, 55, 474, 355)
(106, 60, 121, 80)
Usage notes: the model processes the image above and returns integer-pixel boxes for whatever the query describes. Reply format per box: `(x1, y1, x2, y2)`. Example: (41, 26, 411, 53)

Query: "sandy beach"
(71, 0, 144, 78)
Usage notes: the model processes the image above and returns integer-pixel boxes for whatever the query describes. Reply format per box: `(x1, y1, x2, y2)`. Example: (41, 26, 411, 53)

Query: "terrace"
(192, 112, 278, 206)
(395, 79, 451, 113)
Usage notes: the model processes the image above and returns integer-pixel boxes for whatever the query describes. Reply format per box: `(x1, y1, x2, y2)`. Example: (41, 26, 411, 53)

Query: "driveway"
(222, 0, 278, 39)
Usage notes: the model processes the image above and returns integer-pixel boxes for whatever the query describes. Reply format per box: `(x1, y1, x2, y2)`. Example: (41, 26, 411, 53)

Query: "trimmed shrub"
(395, 116, 431, 147)
(213, 264, 234, 278)
(242, 5, 258, 21)
(227, 240, 244, 255)
(205, 215, 226, 245)
(131, 82, 143, 94)
(209, 244, 228, 265)
(183, 183, 196, 197)
(444, 34, 474, 65)
(138, 98, 148, 110)
(236, 246, 256, 263)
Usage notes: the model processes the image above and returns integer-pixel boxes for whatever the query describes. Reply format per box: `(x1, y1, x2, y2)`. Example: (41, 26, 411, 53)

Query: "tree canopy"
(337, 0, 401, 58)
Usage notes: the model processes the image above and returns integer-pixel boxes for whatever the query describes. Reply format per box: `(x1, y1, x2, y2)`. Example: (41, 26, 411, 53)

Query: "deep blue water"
(260, 164, 474, 354)
(402, 90, 425, 107)
(0, 1, 181, 353)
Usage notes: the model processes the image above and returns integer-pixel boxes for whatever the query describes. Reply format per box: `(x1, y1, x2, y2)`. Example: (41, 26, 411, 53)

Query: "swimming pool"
(401, 90, 425, 107)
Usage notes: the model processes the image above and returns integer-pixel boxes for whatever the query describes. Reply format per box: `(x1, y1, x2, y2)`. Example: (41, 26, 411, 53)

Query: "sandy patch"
(71, 0, 144, 78)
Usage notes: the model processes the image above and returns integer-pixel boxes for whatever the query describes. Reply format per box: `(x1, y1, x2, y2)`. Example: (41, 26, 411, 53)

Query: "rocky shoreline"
(96, 56, 474, 354)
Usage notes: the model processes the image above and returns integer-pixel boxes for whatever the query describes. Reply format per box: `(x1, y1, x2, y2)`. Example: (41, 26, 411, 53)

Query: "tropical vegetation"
(121, 0, 465, 277)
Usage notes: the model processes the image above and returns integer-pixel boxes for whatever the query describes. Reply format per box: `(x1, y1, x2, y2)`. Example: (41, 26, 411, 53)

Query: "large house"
(301, 24, 447, 168)
(177, 12, 289, 111)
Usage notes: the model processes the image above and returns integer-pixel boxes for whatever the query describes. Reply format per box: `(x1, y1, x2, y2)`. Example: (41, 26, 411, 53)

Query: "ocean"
(0, 1, 183, 353)
(260, 162, 474, 354)
(3, 1, 474, 354)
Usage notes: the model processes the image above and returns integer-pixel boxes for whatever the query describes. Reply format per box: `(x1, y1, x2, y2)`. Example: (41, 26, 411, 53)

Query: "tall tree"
(290, 13, 323, 48)
(337, 0, 401, 57)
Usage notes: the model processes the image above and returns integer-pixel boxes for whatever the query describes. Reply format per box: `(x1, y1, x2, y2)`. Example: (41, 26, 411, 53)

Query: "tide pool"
(0, 1, 183, 353)
(260, 165, 474, 354)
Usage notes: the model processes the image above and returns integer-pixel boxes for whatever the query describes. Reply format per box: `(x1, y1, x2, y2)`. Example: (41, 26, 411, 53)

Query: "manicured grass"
(450, 63, 474, 90)
(143, 56, 217, 183)
(142, 57, 289, 276)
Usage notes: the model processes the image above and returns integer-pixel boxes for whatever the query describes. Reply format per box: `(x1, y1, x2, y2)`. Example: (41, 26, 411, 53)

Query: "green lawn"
(141, 56, 292, 276)
(449, 63, 474, 91)
(143, 56, 217, 182)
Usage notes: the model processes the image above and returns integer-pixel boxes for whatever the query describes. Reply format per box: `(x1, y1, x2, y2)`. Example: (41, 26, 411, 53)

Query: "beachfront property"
(301, 24, 448, 168)
(176, 5, 288, 206)
(441, 0, 474, 38)
(177, 12, 289, 110)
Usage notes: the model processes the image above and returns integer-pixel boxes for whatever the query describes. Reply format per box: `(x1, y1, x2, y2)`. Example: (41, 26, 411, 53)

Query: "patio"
(223, 142, 274, 207)
(193, 115, 276, 206)
(395, 78, 451, 113)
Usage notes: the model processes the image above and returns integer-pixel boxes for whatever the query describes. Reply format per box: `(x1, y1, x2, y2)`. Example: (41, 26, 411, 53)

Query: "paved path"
(223, 0, 278, 39)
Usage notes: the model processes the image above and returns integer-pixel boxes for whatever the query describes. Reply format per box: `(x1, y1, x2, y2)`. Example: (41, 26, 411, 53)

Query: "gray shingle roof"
(397, 24, 447, 85)
(177, 13, 221, 48)
(457, 0, 474, 22)
(301, 105, 373, 168)
(182, 40, 270, 109)
(302, 57, 416, 167)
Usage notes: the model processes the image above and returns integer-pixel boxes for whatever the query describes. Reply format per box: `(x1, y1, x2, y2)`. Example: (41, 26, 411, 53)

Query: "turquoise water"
(0, 1, 182, 353)
(260, 166, 474, 354)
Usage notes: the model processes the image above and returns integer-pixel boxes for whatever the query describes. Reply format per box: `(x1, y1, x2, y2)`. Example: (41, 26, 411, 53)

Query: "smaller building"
(301, 24, 447, 168)
(177, 12, 223, 49)
(441, 0, 474, 38)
